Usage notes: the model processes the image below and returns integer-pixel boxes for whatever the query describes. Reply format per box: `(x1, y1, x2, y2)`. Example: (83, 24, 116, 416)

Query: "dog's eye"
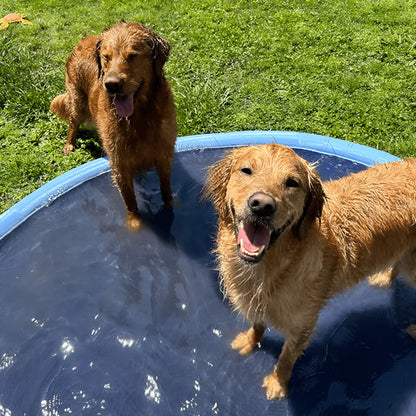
(127, 52, 139, 60)
(286, 178, 299, 188)
(102, 54, 110, 63)
(241, 167, 252, 175)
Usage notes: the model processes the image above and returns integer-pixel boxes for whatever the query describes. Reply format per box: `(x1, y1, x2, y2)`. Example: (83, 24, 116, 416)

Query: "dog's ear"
(203, 151, 236, 222)
(94, 38, 103, 79)
(292, 166, 326, 239)
(145, 28, 171, 79)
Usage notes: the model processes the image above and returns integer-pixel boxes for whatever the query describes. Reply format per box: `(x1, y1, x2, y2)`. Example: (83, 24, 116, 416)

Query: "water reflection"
(60, 338, 74, 360)
(144, 375, 161, 404)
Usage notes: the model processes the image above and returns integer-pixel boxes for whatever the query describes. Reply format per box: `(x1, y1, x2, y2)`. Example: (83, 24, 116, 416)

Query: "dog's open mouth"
(114, 94, 134, 118)
(113, 83, 144, 118)
(236, 220, 291, 263)
(237, 222, 271, 263)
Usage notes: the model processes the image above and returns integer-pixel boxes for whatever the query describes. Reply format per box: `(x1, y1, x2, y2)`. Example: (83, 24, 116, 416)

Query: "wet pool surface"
(0, 147, 415, 415)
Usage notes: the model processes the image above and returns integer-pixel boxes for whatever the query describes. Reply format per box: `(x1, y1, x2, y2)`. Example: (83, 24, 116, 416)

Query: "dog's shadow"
(71, 126, 103, 159)
(259, 281, 416, 415)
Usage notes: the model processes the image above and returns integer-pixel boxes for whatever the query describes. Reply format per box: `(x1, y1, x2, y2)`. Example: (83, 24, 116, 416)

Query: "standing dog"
(204, 143, 416, 400)
(51, 21, 177, 230)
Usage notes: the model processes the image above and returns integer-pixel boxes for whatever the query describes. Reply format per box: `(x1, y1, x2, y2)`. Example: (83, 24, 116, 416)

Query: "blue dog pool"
(0, 131, 415, 416)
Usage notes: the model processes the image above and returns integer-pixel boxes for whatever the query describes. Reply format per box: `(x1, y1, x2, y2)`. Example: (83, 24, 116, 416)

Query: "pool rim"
(0, 131, 400, 241)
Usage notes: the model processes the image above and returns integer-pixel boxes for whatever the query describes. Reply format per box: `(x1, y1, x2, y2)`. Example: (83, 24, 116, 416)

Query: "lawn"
(1, 0, 416, 213)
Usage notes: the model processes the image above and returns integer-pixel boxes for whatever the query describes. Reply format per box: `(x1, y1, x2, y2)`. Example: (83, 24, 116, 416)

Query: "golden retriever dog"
(204, 143, 416, 400)
(50, 21, 177, 230)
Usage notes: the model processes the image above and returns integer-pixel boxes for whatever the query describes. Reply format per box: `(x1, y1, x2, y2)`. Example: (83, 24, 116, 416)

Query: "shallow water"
(0, 148, 415, 416)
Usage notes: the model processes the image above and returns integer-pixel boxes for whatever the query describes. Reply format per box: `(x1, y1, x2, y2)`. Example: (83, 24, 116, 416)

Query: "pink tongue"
(238, 223, 270, 253)
(114, 94, 134, 118)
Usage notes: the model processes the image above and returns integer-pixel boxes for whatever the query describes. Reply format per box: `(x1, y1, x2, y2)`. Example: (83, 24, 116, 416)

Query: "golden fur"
(50, 21, 177, 230)
(204, 143, 416, 400)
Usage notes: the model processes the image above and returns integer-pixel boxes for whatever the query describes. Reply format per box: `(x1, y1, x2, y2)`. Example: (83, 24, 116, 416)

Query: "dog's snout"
(104, 76, 124, 94)
(248, 192, 276, 217)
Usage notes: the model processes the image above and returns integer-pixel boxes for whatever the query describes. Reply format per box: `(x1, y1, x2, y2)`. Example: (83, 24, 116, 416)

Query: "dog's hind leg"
(50, 92, 82, 154)
(62, 120, 80, 155)
(391, 248, 416, 340)
(231, 322, 266, 356)
(408, 324, 416, 340)
(63, 88, 91, 154)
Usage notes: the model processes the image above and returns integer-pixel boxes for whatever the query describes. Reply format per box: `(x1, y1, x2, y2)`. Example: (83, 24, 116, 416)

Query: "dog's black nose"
(104, 76, 124, 94)
(248, 192, 276, 217)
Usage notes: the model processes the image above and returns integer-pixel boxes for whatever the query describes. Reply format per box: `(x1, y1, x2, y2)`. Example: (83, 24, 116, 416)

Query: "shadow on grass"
(70, 126, 104, 159)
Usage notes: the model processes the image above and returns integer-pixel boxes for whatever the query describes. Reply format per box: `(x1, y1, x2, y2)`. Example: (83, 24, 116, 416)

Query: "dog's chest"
(223, 260, 309, 327)
(221, 246, 324, 333)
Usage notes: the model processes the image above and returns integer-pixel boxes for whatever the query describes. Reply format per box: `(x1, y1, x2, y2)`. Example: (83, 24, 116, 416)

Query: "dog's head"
(204, 144, 326, 263)
(94, 21, 171, 118)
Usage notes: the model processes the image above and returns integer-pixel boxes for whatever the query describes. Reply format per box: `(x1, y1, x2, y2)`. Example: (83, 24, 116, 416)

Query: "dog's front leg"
(155, 160, 173, 208)
(112, 168, 141, 231)
(231, 322, 266, 356)
(263, 328, 313, 400)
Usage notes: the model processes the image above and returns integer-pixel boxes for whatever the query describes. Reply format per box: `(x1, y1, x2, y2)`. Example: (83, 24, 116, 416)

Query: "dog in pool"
(51, 21, 177, 231)
(204, 143, 416, 400)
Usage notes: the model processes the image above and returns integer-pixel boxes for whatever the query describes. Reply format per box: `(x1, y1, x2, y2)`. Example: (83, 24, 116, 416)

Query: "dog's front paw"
(231, 330, 258, 356)
(125, 212, 142, 231)
(262, 373, 288, 400)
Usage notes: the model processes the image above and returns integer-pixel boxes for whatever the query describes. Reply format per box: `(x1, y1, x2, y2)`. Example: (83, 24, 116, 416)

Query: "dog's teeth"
(238, 223, 268, 259)
(240, 244, 265, 258)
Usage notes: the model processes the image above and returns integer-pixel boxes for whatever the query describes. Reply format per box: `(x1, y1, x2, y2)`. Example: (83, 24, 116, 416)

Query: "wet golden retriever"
(51, 21, 177, 230)
(204, 143, 416, 400)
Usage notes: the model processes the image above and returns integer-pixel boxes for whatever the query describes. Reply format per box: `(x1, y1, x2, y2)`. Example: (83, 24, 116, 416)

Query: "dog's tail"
(50, 94, 69, 122)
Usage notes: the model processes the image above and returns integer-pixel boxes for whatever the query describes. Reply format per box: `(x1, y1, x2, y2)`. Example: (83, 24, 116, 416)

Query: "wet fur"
(50, 21, 177, 230)
(204, 143, 416, 400)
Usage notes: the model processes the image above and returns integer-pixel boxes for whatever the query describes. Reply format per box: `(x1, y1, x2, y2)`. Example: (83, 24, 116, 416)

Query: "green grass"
(1, 0, 416, 212)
